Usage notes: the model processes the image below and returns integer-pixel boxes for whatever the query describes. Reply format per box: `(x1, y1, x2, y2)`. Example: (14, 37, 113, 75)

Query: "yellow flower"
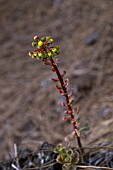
(31, 55, 35, 58)
(38, 53, 43, 57)
(34, 53, 37, 57)
(48, 52, 52, 57)
(52, 48, 57, 53)
(38, 41, 44, 47)
(49, 39, 53, 43)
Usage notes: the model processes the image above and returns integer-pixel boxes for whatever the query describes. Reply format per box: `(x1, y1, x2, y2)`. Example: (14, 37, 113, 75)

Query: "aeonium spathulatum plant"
(29, 36, 83, 154)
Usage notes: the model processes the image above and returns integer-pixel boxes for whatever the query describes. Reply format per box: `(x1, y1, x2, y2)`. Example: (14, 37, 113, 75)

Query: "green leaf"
(79, 123, 90, 132)
(54, 146, 63, 153)
(61, 154, 67, 160)
(67, 149, 73, 156)
(64, 156, 72, 163)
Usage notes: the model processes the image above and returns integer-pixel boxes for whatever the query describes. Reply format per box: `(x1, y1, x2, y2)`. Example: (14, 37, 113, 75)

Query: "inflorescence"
(29, 36, 60, 60)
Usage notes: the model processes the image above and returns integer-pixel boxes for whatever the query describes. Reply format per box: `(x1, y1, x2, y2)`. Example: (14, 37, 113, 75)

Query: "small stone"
(84, 32, 98, 45)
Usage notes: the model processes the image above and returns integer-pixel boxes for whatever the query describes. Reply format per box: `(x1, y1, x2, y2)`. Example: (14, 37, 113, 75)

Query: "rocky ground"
(0, 0, 113, 165)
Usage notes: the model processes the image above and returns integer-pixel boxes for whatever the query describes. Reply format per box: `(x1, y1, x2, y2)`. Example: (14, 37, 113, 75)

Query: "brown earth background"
(0, 0, 113, 160)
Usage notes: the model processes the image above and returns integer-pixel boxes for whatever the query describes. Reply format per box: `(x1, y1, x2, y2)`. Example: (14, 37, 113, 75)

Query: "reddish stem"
(50, 59, 83, 152)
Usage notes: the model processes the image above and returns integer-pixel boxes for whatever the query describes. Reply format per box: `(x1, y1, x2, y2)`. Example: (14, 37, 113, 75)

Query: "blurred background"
(0, 0, 113, 159)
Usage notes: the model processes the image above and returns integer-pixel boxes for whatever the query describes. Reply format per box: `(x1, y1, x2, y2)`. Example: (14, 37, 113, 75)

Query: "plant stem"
(50, 59, 83, 153)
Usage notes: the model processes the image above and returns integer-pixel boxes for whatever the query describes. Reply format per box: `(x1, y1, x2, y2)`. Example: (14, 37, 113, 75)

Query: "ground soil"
(0, 0, 113, 162)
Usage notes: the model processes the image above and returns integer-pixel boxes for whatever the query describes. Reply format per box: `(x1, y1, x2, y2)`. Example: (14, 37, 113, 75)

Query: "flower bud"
(41, 37, 46, 42)
(31, 55, 35, 58)
(28, 52, 33, 56)
(34, 36, 39, 41)
(28, 52, 35, 58)
(46, 36, 51, 40)
(32, 42, 37, 47)
(56, 46, 60, 50)
(52, 67, 56, 72)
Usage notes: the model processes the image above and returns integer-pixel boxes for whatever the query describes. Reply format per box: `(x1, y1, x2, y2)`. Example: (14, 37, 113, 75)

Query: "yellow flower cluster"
(29, 36, 60, 60)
